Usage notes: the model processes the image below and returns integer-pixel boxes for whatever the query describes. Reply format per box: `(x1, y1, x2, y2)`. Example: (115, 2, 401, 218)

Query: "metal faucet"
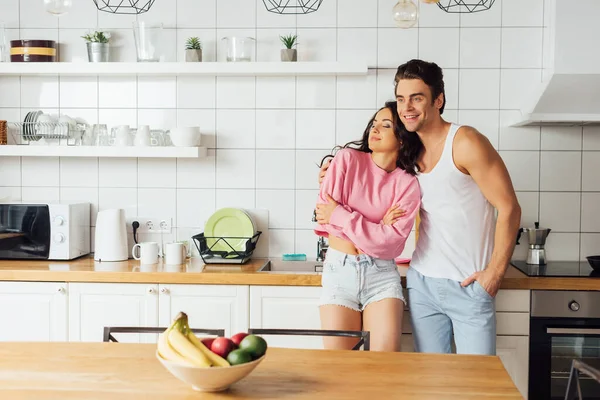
(316, 236, 328, 262)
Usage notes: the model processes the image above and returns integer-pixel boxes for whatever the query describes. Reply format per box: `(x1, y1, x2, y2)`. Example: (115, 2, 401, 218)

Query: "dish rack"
(192, 232, 262, 264)
(8, 121, 85, 145)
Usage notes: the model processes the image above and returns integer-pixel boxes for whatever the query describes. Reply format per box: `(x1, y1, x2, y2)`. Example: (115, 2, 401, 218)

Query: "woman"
(314, 101, 422, 352)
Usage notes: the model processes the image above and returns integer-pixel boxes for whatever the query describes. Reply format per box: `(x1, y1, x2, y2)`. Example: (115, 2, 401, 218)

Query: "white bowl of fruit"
(156, 312, 267, 392)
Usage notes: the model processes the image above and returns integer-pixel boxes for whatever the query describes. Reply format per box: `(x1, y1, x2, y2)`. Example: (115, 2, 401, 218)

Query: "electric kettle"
(94, 208, 128, 262)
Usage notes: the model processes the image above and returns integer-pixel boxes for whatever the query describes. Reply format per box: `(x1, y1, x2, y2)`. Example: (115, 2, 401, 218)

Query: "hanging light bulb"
(392, 0, 418, 29)
(43, 0, 73, 16)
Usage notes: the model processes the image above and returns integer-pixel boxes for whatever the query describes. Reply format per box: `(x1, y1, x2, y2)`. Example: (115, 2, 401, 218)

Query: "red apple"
(210, 337, 235, 358)
(201, 338, 215, 349)
(231, 332, 249, 347)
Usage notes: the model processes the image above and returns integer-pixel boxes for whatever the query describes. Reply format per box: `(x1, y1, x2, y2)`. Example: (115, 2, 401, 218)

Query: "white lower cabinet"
(496, 335, 529, 399)
(0, 282, 67, 342)
(250, 286, 323, 349)
(68, 283, 159, 343)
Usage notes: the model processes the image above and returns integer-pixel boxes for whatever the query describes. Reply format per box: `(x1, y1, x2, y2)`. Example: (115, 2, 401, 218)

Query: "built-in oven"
(530, 290, 600, 399)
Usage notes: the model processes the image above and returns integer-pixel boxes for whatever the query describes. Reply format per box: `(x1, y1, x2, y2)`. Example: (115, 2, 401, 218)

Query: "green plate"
(204, 208, 255, 254)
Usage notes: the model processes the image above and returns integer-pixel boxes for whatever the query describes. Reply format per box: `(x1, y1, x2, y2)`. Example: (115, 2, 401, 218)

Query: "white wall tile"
(256, 189, 295, 229)
(58, 1, 97, 28)
(107, 28, 137, 62)
(268, 229, 295, 257)
(177, 77, 216, 109)
(500, 151, 539, 191)
(137, 109, 177, 130)
(581, 193, 600, 233)
(582, 152, 600, 192)
(60, 187, 99, 226)
(97, 5, 136, 28)
(176, 29, 217, 62)
(515, 191, 539, 227)
(256, 28, 284, 62)
(20, 0, 59, 28)
(215, 189, 256, 209)
(0, 187, 21, 202)
(295, 189, 319, 229)
(376, 69, 396, 105)
(98, 158, 137, 188)
(177, 149, 216, 188)
(256, 110, 296, 149)
(22, 157, 59, 187)
(257, 0, 296, 28)
(539, 192, 581, 232)
(377, 28, 418, 68)
(458, 69, 500, 109)
(60, 158, 98, 188)
(256, 150, 295, 189)
(0, 77, 21, 107)
(177, 109, 216, 148)
(337, 28, 377, 66)
(295, 229, 319, 260)
(21, 76, 59, 108)
(256, 77, 296, 109)
(177, 188, 216, 228)
(0, 157, 21, 186)
(540, 152, 582, 192)
(443, 69, 459, 111)
(501, 28, 543, 68)
(98, 109, 137, 129)
(216, 149, 256, 189)
(99, 77, 137, 108)
(499, 110, 540, 151)
(216, 0, 256, 28)
(137, 0, 177, 28)
(296, 28, 337, 62)
(541, 127, 583, 151)
(460, 0, 502, 27)
(98, 188, 137, 218)
(338, 0, 377, 27)
(502, 0, 543, 27)
(459, 28, 501, 68)
(418, 1, 459, 27)
(60, 108, 98, 127)
(216, 109, 255, 149)
(583, 127, 600, 150)
(177, 0, 217, 28)
(22, 187, 59, 202)
(138, 77, 176, 109)
(138, 159, 176, 188)
(296, 110, 336, 150)
(457, 110, 499, 149)
(216, 77, 256, 109)
(580, 234, 600, 261)
(0, 0, 19, 28)
(296, 76, 336, 109)
(419, 28, 459, 69)
(336, 73, 377, 110)
(296, 150, 327, 190)
(545, 233, 580, 261)
(59, 77, 98, 108)
(296, 0, 337, 28)
(138, 188, 176, 221)
(336, 109, 375, 146)
(377, 0, 400, 28)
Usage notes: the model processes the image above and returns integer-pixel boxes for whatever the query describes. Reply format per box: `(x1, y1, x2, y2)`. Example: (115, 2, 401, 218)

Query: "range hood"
(513, 0, 600, 127)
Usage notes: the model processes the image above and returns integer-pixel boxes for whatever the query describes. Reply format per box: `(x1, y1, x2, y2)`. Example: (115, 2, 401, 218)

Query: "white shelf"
(0, 145, 207, 158)
(0, 62, 368, 76)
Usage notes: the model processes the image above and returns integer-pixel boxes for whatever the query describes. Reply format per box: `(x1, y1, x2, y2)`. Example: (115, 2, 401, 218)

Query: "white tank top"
(410, 123, 496, 281)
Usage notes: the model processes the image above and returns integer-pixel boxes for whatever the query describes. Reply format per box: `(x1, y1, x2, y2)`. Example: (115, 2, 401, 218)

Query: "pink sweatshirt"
(314, 148, 421, 260)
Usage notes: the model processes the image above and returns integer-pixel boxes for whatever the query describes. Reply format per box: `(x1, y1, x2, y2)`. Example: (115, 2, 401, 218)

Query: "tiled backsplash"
(0, 0, 599, 261)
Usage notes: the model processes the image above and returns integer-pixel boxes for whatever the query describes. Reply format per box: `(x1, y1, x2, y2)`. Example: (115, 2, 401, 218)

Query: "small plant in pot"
(185, 37, 202, 62)
(82, 31, 110, 62)
(279, 33, 297, 62)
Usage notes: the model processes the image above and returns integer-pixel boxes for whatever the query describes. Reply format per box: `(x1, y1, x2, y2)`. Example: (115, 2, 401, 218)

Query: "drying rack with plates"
(8, 111, 85, 146)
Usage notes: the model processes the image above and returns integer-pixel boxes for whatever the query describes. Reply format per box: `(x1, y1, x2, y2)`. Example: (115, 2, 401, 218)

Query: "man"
(319, 59, 521, 355)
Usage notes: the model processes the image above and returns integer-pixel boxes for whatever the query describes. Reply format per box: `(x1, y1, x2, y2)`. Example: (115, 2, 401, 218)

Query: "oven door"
(0, 204, 50, 259)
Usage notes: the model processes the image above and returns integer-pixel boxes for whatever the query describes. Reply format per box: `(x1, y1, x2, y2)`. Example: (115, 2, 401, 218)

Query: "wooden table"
(0, 342, 522, 399)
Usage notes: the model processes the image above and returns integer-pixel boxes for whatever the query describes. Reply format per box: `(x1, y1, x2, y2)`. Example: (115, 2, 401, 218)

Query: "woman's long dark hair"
(319, 101, 423, 175)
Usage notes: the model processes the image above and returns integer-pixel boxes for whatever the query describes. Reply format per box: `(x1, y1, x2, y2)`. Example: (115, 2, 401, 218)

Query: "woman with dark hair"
(314, 101, 422, 352)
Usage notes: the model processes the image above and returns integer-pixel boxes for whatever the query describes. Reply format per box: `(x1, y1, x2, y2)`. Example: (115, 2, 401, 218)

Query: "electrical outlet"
(127, 217, 172, 233)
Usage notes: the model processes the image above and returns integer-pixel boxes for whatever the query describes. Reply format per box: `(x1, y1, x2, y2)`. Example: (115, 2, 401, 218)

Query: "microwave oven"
(0, 202, 90, 260)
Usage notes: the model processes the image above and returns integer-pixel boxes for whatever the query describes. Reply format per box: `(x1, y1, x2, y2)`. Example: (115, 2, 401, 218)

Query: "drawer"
(496, 290, 530, 312)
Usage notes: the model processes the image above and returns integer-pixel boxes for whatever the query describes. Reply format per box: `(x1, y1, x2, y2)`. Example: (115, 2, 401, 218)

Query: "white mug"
(163, 242, 187, 265)
(132, 242, 159, 264)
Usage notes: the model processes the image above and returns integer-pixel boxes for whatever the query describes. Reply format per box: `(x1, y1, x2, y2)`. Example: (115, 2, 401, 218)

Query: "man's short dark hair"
(395, 59, 446, 114)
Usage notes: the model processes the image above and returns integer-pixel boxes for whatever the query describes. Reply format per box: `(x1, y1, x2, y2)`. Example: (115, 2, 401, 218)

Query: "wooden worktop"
(0, 342, 522, 399)
(0, 256, 598, 290)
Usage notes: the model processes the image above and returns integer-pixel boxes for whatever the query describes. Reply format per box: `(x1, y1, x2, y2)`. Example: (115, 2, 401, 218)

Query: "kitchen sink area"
(259, 260, 323, 274)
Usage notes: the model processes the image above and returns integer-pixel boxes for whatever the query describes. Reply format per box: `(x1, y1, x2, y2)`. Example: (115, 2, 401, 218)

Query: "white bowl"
(169, 127, 201, 147)
(156, 351, 265, 392)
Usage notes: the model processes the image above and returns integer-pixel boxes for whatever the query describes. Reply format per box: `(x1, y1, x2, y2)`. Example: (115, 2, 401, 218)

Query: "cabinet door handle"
(160, 288, 169, 295)
(57, 287, 65, 294)
(147, 287, 155, 294)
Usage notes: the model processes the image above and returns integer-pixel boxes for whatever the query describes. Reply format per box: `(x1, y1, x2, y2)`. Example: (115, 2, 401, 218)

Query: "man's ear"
(434, 93, 444, 110)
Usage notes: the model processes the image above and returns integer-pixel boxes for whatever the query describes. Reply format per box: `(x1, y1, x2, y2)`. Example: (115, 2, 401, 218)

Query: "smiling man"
(395, 59, 521, 355)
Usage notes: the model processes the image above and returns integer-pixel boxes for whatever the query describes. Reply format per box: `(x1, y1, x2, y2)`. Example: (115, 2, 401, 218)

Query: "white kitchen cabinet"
(158, 284, 249, 337)
(496, 336, 529, 399)
(250, 286, 323, 349)
(0, 282, 67, 342)
(68, 283, 159, 343)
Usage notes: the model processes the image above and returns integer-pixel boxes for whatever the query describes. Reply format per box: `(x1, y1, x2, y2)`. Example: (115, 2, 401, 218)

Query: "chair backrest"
(247, 328, 370, 351)
(565, 359, 600, 400)
(103, 327, 225, 342)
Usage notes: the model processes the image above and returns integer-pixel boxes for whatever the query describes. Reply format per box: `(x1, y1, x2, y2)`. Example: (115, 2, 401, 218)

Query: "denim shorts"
(319, 248, 405, 312)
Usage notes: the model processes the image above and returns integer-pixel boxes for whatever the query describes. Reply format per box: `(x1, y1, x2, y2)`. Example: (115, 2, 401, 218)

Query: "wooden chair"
(103, 327, 225, 342)
(247, 328, 370, 351)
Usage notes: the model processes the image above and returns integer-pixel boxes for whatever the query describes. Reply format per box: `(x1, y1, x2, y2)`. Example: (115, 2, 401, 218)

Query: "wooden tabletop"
(0, 342, 522, 399)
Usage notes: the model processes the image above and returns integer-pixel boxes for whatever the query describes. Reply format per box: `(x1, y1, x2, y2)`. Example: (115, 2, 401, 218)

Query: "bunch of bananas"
(157, 312, 230, 368)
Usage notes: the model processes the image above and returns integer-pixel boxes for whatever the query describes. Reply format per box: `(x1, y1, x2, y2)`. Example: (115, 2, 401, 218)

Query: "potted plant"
(185, 37, 202, 62)
(279, 33, 297, 62)
(82, 31, 110, 62)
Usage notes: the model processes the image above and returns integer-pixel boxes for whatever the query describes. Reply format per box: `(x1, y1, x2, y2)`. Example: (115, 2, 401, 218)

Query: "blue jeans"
(406, 267, 496, 355)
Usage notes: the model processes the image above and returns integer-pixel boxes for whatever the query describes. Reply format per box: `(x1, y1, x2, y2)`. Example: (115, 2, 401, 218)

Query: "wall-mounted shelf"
(0, 145, 207, 158)
(0, 62, 367, 77)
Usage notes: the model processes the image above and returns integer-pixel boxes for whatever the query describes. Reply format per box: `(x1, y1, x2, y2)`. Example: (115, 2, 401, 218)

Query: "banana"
(157, 328, 195, 366)
(187, 332, 230, 367)
(167, 327, 212, 367)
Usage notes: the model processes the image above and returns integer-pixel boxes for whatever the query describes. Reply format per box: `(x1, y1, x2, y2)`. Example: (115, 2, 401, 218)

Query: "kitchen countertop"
(0, 256, 598, 290)
(0, 342, 522, 399)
